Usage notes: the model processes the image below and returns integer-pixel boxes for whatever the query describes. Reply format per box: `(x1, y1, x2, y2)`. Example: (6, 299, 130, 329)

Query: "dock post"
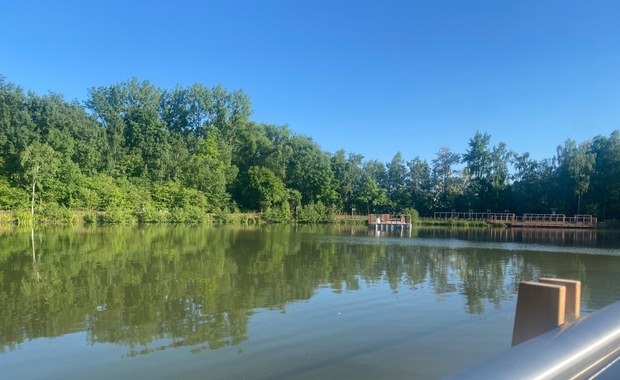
(539, 278, 581, 319)
(512, 278, 582, 346)
(512, 281, 566, 346)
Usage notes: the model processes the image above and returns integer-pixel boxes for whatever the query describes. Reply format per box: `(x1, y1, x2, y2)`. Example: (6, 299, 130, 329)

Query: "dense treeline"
(1, 75, 619, 222)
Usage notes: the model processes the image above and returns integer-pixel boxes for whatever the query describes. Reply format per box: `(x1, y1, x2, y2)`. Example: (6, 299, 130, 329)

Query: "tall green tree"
(487, 142, 511, 210)
(185, 132, 230, 211)
(229, 122, 275, 209)
(569, 142, 595, 214)
(286, 136, 337, 205)
(331, 150, 367, 212)
(359, 160, 390, 213)
(355, 172, 389, 214)
(589, 132, 620, 219)
(462, 132, 510, 211)
(462, 132, 492, 180)
(386, 152, 408, 212)
(511, 154, 555, 214)
(406, 157, 432, 214)
(160, 83, 211, 136)
(431, 147, 462, 210)
(0, 77, 36, 178)
(246, 166, 287, 212)
(86, 81, 130, 175)
(555, 139, 596, 214)
(208, 85, 252, 147)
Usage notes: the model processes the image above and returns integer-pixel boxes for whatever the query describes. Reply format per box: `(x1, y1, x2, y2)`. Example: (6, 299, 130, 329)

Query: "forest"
(1, 75, 619, 222)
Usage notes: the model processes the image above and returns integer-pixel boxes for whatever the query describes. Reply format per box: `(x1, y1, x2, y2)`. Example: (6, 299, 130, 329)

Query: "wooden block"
(512, 281, 566, 346)
(539, 278, 581, 319)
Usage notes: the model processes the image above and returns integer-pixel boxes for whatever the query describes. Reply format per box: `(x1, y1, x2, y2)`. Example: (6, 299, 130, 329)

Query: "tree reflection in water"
(0, 224, 619, 356)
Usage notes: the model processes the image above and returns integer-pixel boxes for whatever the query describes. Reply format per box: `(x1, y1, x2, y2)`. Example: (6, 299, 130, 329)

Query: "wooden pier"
(368, 214, 412, 232)
(433, 212, 597, 229)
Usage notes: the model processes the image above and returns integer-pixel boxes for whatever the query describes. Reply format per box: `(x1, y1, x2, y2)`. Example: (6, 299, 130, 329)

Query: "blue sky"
(2, 0, 619, 163)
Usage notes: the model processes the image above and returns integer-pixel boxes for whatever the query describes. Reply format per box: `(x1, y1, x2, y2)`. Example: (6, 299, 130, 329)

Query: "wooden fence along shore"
(433, 212, 597, 229)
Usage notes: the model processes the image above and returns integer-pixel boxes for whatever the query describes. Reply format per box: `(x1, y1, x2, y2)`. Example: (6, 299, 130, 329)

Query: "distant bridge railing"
(434, 212, 597, 226)
(433, 212, 515, 221)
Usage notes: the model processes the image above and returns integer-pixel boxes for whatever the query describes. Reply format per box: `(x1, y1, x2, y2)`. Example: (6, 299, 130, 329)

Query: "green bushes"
(296, 202, 336, 224)
(14, 211, 34, 225)
(169, 207, 207, 223)
(82, 213, 99, 224)
(0, 212, 16, 224)
(338, 217, 367, 225)
(101, 208, 136, 224)
(262, 204, 292, 224)
(136, 207, 169, 223)
(207, 212, 262, 225)
(39, 203, 76, 224)
(0, 179, 28, 210)
(400, 207, 420, 224)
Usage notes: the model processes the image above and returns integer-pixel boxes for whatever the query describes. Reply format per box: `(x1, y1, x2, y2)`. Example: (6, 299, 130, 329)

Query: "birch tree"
(20, 142, 60, 215)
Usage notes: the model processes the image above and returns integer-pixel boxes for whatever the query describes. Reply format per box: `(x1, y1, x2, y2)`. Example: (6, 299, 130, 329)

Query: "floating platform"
(367, 214, 412, 232)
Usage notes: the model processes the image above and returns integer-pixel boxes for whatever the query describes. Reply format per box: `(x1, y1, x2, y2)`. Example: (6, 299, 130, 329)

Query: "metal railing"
(444, 299, 620, 379)
(433, 211, 597, 226)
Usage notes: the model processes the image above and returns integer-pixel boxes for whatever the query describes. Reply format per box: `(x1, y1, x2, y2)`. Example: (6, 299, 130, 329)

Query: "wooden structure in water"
(512, 278, 581, 346)
(368, 214, 412, 232)
(448, 280, 620, 379)
(433, 212, 597, 229)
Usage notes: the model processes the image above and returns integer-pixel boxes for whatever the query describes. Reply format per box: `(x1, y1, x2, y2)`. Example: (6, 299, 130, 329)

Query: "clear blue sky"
(2, 0, 619, 163)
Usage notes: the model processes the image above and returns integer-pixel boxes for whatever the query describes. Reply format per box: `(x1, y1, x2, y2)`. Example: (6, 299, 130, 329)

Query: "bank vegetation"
(1, 76, 619, 224)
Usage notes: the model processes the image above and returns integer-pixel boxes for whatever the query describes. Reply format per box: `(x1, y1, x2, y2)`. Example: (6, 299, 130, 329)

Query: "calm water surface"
(1, 225, 620, 379)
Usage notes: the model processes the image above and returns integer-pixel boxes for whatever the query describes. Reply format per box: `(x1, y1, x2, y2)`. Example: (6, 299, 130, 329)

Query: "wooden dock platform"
(368, 214, 412, 232)
(433, 212, 597, 229)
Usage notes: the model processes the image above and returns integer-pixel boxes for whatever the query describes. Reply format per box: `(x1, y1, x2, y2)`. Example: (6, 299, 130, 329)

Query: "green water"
(1, 225, 620, 379)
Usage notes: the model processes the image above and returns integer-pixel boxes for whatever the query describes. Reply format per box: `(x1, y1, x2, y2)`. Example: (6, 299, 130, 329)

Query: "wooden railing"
(367, 214, 412, 224)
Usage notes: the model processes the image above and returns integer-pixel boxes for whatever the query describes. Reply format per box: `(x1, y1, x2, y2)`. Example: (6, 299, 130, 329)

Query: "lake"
(1, 225, 620, 379)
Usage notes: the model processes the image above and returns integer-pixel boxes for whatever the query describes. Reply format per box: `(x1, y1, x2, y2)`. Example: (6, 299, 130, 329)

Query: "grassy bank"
(0, 210, 525, 228)
(0, 210, 371, 226)
(0, 210, 265, 225)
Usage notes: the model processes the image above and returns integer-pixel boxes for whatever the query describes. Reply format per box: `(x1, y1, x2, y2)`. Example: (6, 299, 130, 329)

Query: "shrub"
(82, 213, 99, 224)
(0, 212, 16, 224)
(401, 207, 420, 224)
(0, 179, 28, 210)
(263, 203, 292, 224)
(39, 203, 76, 224)
(296, 202, 336, 224)
(14, 211, 34, 225)
(169, 207, 206, 223)
(101, 208, 136, 224)
(136, 207, 169, 223)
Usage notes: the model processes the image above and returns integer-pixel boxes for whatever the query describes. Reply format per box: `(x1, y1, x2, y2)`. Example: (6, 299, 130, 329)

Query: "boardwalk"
(433, 212, 597, 229)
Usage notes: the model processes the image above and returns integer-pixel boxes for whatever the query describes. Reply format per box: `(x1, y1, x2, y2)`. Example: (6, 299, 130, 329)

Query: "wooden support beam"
(538, 278, 581, 319)
(512, 281, 566, 346)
